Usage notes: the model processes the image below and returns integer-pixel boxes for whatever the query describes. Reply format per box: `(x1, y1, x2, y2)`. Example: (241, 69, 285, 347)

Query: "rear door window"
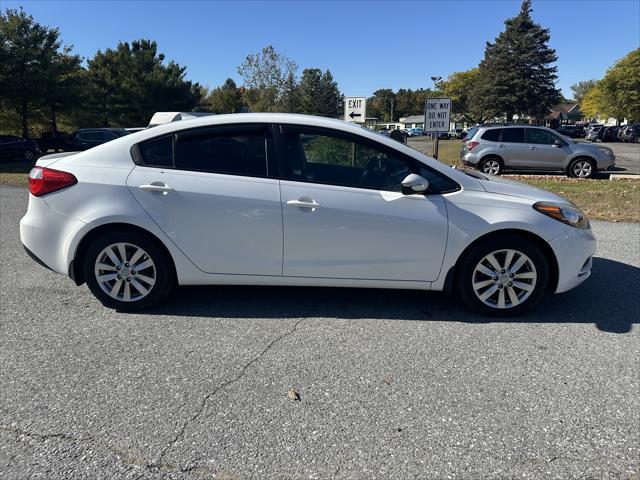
(174, 129, 267, 177)
(500, 128, 525, 143)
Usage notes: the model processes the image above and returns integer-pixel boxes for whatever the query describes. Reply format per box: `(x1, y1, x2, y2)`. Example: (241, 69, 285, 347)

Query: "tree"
(298, 68, 342, 117)
(0, 8, 70, 137)
(599, 49, 640, 121)
(473, 0, 562, 121)
(579, 82, 607, 119)
(278, 71, 301, 113)
(237, 45, 297, 112)
(367, 89, 395, 121)
(40, 48, 83, 132)
(441, 68, 487, 124)
(206, 78, 243, 114)
(570, 79, 598, 103)
(86, 40, 203, 126)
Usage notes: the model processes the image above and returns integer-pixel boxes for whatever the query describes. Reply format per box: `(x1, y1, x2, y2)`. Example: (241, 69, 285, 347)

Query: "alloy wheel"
(482, 159, 501, 175)
(573, 160, 592, 178)
(94, 242, 156, 302)
(472, 249, 537, 309)
(24, 150, 34, 161)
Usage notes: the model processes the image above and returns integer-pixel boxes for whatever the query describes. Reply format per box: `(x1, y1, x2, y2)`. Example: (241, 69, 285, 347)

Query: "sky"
(4, 0, 640, 99)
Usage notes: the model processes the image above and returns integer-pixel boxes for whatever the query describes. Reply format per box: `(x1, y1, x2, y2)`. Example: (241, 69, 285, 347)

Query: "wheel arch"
(69, 222, 178, 286)
(565, 154, 596, 173)
(443, 228, 559, 294)
(479, 153, 504, 164)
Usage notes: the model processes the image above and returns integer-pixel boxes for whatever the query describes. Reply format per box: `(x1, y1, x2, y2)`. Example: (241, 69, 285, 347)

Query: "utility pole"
(390, 98, 394, 123)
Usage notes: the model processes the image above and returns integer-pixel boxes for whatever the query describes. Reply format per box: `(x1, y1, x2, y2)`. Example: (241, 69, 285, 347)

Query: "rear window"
(464, 127, 479, 140)
(481, 129, 501, 141)
(501, 128, 525, 143)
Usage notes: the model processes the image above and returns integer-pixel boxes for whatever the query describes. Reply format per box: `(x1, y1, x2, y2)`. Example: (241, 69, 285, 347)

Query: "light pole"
(429, 76, 442, 158)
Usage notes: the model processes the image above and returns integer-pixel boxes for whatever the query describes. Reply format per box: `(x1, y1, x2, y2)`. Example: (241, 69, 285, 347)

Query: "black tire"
(83, 231, 174, 311)
(479, 156, 503, 175)
(567, 157, 596, 179)
(457, 235, 549, 316)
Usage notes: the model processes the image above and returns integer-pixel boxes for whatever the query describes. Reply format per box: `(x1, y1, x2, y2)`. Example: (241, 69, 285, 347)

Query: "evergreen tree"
(474, 0, 561, 121)
(298, 68, 342, 117)
(207, 78, 243, 113)
(0, 8, 71, 137)
(278, 71, 301, 113)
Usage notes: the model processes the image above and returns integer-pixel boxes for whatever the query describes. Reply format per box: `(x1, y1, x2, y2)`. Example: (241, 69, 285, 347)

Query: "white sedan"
(21, 114, 596, 315)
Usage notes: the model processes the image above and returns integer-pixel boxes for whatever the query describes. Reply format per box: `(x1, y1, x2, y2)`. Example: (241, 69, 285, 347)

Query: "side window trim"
(272, 123, 460, 194)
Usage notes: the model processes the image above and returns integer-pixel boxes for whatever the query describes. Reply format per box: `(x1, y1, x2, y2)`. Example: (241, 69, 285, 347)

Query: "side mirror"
(553, 139, 563, 147)
(401, 173, 429, 194)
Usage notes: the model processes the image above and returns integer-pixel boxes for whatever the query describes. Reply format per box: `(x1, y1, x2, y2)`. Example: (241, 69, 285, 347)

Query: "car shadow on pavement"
(143, 258, 639, 334)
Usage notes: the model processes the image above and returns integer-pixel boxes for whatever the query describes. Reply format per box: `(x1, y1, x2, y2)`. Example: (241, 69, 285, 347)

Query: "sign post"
(344, 97, 366, 123)
(424, 97, 451, 159)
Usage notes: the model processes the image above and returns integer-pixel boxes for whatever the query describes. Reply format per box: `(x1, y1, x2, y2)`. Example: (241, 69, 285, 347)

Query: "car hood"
(472, 173, 568, 203)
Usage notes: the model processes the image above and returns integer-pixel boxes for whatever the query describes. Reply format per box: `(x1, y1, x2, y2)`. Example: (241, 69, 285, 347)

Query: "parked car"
(67, 128, 130, 151)
(21, 113, 596, 315)
(621, 124, 640, 143)
(554, 125, 582, 138)
(584, 123, 603, 136)
(461, 125, 615, 178)
(0, 135, 41, 162)
(449, 128, 464, 139)
(37, 131, 70, 152)
(406, 127, 423, 137)
(586, 126, 604, 142)
(601, 126, 619, 142)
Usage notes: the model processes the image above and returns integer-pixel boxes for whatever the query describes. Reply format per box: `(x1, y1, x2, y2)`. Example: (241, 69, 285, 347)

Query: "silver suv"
(461, 125, 615, 178)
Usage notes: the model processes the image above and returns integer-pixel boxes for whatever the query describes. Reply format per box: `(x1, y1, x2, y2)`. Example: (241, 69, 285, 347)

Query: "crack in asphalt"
(1, 317, 306, 479)
(148, 317, 307, 471)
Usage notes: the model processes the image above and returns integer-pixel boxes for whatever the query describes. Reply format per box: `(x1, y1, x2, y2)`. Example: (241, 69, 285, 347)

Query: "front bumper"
(549, 226, 597, 293)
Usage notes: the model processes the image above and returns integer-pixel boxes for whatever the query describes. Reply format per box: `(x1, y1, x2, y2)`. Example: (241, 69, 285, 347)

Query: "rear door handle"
(530, 146, 537, 150)
(499, 144, 506, 148)
(286, 199, 320, 209)
(139, 183, 174, 194)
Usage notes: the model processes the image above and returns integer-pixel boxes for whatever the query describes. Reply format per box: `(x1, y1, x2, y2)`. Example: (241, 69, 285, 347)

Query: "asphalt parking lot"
(1, 185, 638, 479)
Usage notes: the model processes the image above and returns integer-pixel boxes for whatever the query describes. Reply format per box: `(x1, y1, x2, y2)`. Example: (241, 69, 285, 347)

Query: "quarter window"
(500, 128, 525, 143)
(139, 135, 173, 167)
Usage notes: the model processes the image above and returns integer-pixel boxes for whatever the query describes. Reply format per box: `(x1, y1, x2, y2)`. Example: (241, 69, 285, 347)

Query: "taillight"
(28, 167, 77, 197)
(466, 141, 479, 151)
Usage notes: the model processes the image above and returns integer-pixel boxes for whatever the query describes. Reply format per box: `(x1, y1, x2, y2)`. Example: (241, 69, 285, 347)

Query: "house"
(544, 103, 582, 128)
(399, 115, 425, 129)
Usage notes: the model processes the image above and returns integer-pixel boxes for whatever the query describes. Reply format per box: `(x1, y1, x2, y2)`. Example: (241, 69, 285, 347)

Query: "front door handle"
(139, 183, 174, 194)
(286, 199, 320, 209)
(498, 144, 506, 148)
(530, 146, 537, 150)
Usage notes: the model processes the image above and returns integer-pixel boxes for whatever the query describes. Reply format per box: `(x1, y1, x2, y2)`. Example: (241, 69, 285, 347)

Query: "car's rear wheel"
(83, 231, 173, 311)
(479, 156, 503, 175)
(458, 235, 549, 316)
(567, 157, 595, 178)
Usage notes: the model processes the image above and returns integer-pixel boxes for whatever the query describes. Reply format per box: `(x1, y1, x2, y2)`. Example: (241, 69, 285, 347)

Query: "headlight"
(598, 147, 612, 157)
(533, 202, 590, 229)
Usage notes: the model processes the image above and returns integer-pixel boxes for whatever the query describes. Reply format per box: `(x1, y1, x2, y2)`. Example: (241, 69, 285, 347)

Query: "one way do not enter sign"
(344, 97, 366, 123)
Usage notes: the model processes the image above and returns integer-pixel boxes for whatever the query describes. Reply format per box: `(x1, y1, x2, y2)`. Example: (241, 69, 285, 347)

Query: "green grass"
(0, 160, 33, 186)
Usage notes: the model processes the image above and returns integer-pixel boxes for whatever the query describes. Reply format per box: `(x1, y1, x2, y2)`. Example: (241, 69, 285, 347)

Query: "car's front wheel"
(567, 157, 595, 178)
(458, 235, 549, 316)
(83, 231, 174, 311)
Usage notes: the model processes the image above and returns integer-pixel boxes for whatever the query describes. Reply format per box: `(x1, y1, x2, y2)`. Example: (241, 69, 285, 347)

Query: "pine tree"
(473, 0, 561, 121)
